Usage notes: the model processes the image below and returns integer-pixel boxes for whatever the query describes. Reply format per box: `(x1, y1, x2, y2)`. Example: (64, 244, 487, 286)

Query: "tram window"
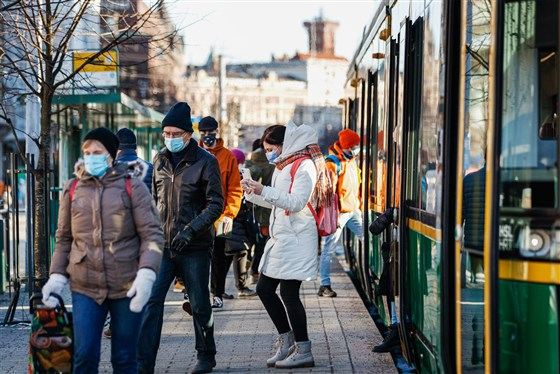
(500, 0, 558, 209)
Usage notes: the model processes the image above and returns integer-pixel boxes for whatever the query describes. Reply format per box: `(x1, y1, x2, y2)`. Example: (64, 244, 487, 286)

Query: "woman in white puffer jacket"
(242, 121, 333, 370)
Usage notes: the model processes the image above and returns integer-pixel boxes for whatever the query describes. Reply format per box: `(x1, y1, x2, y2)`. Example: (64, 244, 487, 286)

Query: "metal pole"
(27, 153, 34, 297)
(11, 153, 19, 281)
(45, 152, 50, 273)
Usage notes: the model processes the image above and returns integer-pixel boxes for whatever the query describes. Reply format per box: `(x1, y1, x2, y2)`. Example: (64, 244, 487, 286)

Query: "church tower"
(303, 11, 339, 57)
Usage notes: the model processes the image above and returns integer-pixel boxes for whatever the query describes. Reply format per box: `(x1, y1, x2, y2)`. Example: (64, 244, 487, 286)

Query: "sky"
(165, 1, 379, 65)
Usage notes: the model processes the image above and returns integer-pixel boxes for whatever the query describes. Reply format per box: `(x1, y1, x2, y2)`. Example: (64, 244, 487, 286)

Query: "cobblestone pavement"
(0, 258, 395, 373)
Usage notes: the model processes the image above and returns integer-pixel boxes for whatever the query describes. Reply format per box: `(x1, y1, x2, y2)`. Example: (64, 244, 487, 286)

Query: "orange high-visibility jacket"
(326, 142, 361, 213)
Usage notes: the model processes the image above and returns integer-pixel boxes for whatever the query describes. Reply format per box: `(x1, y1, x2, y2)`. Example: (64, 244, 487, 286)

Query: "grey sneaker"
(237, 287, 257, 298)
(317, 285, 337, 297)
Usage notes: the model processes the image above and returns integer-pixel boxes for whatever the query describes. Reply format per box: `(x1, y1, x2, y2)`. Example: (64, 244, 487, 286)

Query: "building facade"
(183, 14, 348, 152)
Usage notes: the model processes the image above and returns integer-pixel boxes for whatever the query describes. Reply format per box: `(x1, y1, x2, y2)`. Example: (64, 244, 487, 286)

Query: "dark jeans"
(72, 293, 142, 374)
(251, 233, 268, 275)
(137, 249, 215, 373)
(210, 237, 227, 296)
(256, 274, 308, 342)
(225, 250, 249, 290)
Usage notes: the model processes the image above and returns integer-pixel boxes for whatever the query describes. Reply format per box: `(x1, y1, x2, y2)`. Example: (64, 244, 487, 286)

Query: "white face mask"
(351, 147, 360, 156)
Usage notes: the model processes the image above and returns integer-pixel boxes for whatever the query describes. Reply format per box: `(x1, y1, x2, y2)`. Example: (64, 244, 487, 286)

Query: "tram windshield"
(500, 0, 558, 210)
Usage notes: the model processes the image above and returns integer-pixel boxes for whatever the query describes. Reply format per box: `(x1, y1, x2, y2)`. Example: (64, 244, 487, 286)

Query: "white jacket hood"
(281, 121, 318, 157)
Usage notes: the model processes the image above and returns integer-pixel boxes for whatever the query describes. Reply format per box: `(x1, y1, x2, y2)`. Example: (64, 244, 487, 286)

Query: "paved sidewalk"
(0, 258, 395, 373)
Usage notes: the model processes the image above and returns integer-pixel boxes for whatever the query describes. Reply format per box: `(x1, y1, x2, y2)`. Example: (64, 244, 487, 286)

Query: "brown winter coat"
(50, 160, 163, 305)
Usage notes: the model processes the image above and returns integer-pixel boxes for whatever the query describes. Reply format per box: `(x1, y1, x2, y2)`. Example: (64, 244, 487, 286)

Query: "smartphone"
(241, 167, 252, 180)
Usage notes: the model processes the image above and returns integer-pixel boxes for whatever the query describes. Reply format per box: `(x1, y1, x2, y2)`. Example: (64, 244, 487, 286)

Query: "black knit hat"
(84, 127, 119, 159)
(162, 102, 193, 132)
(116, 128, 137, 150)
(198, 116, 219, 131)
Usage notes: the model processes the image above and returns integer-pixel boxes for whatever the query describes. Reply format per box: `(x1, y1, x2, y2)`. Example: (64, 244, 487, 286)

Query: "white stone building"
(183, 14, 348, 153)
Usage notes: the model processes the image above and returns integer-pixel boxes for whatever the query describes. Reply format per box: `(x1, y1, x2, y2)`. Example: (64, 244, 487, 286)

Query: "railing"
(1, 151, 55, 325)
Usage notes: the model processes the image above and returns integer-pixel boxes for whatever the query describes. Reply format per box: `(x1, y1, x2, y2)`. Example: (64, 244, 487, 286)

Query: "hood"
(74, 158, 148, 181)
(248, 148, 269, 167)
(281, 121, 318, 157)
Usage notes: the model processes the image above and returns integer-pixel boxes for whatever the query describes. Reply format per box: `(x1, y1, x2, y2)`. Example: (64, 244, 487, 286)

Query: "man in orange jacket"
(198, 116, 249, 309)
(318, 129, 364, 297)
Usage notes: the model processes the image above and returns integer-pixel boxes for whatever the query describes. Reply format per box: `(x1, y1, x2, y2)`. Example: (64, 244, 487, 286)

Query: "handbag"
(29, 292, 73, 374)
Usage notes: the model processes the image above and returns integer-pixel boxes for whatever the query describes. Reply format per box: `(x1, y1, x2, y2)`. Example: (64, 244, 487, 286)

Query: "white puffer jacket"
(246, 121, 319, 281)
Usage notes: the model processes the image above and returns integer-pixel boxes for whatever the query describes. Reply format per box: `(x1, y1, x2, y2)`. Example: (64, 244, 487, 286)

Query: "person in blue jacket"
(115, 128, 154, 190)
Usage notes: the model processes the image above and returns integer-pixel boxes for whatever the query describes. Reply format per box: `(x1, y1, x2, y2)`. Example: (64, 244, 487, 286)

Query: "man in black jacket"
(137, 102, 224, 374)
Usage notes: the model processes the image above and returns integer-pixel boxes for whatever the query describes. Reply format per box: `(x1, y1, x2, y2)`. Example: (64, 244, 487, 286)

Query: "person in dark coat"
(462, 166, 486, 283)
(137, 102, 224, 374)
(223, 148, 257, 297)
(244, 140, 274, 281)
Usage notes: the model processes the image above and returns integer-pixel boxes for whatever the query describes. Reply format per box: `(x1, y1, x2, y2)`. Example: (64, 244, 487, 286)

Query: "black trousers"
(256, 274, 308, 342)
(225, 251, 249, 290)
(210, 237, 227, 296)
(251, 232, 268, 275)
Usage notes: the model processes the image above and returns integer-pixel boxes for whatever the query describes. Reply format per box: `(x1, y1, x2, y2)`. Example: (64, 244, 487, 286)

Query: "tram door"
(455, 0, 491, 372)
(494, 1, 559, 373)
(387, 16, 417, 363)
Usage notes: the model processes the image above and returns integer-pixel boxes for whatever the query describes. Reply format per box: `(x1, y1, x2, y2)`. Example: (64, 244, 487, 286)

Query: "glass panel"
(460, 1, 491, 372)
(498, 2, 560, 373)
(499, 0, 559, 261)
(421, 5, 443, 215)
(500, 1, 557, 209)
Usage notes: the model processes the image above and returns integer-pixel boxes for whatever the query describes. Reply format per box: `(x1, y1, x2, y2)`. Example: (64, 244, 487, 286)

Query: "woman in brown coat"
(41, 127, 163, 373)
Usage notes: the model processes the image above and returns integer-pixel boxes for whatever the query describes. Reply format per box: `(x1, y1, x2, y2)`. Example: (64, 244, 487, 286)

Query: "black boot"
(373, 323, 400, 353)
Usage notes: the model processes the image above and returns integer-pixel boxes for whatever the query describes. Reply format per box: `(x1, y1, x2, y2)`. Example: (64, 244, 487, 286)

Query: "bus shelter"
(53, 92, 164, 184)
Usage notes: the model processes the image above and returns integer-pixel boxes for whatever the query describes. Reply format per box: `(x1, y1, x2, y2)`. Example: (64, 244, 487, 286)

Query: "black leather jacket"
(152, 138, 224, 252)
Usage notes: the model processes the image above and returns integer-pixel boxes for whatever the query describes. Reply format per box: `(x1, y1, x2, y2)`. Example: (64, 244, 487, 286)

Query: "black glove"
(171, 228, 194, 253)
(369, 208, 395, 235)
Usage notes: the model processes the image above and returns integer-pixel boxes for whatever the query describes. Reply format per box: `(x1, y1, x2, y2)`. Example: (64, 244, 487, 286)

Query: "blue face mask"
(84, 154, 109, 177)
(165, 137, 186, 153)
(266, 150, 278, 162)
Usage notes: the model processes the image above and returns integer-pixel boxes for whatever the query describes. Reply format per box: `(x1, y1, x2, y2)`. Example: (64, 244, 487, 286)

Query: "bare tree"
(0, 0, 178, 291)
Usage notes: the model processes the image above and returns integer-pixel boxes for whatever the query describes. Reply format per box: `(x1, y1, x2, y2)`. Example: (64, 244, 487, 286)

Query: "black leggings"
(256, 274, 308, 342)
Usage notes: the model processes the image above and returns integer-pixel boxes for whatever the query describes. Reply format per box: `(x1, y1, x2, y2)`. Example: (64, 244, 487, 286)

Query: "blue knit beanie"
(116, 128, 137, 150)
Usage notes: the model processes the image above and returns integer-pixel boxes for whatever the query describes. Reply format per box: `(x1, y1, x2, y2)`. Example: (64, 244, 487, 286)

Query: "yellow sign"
(73, 51, 118, 73)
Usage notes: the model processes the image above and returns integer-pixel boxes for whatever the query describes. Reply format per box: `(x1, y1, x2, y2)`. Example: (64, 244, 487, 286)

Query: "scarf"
(275, 144, 334, 209)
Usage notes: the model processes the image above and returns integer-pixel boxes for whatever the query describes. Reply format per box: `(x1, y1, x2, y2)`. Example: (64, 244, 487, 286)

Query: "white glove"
(41, 274, 68, 308)
(126, 268, 157, 313)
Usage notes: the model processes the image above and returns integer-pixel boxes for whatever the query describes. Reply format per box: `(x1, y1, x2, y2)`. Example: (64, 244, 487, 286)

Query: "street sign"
(72, 51, 118, 89)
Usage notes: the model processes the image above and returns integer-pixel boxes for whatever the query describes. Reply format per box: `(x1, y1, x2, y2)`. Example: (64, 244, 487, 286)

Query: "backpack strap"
(288, 157, 310, 193)
(69, 179, 79, 202)
(125, 177, 132, 199)
(325, 155, 341, 175)
(69, 177, 131, 203)
(285, 156, 311, 215)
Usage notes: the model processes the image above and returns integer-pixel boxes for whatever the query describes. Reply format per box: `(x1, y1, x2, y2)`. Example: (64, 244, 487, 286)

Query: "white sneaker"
(211, 296, 223, 309)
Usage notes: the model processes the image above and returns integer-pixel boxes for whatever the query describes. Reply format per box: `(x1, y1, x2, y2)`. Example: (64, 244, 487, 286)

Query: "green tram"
(341, 0, 559, 372)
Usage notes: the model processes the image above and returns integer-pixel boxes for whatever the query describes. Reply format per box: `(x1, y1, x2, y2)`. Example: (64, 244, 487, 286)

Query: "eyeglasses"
(162, 131, 186, 138)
